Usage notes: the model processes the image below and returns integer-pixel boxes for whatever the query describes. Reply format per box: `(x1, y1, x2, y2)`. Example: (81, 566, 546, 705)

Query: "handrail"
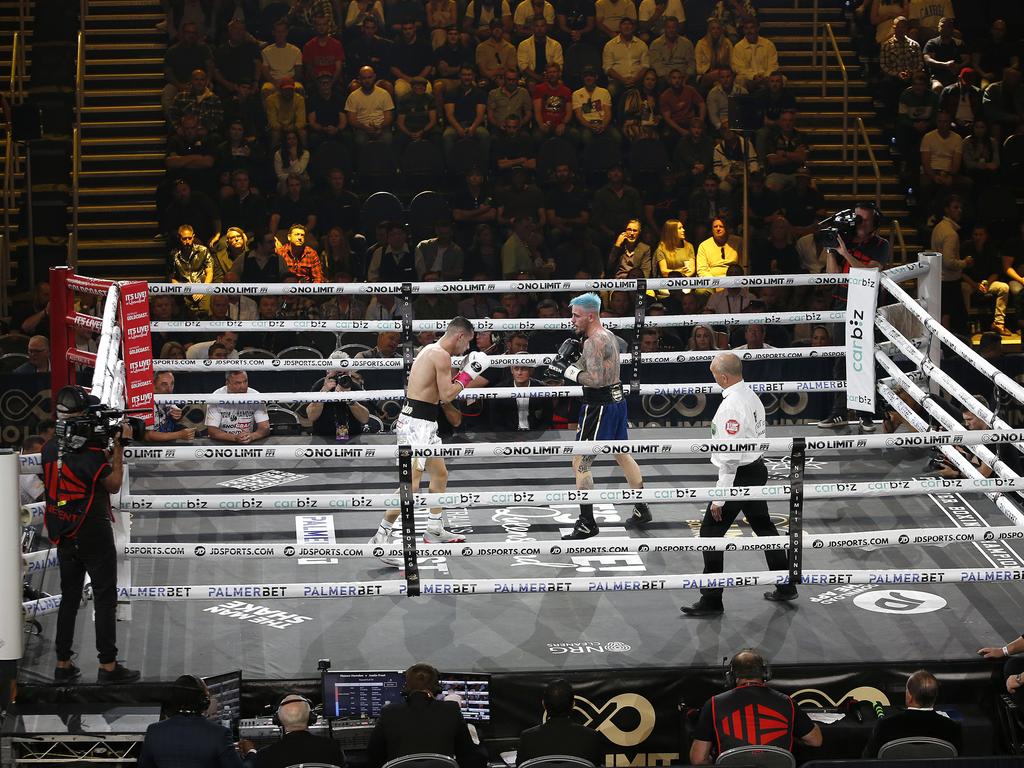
(820, 22, 848, 161)
(9, 32, 26, 105)
(70, 29, 84, 267)
(852, 117, 881, 208)
(892, 219, 908, 264)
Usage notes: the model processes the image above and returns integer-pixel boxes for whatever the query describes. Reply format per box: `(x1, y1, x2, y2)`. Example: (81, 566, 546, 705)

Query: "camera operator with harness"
(815, 203, 891, 432)
(43, 385, 143, 684)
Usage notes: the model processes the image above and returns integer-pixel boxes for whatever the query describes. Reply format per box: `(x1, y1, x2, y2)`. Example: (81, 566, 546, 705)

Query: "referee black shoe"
(562, 518, 600, 540)
(53, 663, 81, 684)
(624, 503, 653, 529)
(763, 587, 799, 602)
(97, 663, 141, 684)
(680, 599, 724, 617)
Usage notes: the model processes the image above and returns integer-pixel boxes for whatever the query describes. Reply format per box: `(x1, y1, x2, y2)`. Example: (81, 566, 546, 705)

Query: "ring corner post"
(787, 437, 806, 589)
(916, 251, 943, 395)
(0, 451, 24, 692)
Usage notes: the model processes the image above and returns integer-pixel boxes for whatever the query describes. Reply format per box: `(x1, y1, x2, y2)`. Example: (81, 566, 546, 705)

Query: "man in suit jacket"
(493, 365, 555, 431)
(248, 695, 345, 768)
(862, 670, 963, 757)
(517, 679, 607, 766)
(366, 663, 486, 768)
(140, 675, 243, 768)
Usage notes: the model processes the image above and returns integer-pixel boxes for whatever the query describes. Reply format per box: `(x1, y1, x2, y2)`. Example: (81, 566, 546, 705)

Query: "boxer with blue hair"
(546, 292, 652, 538)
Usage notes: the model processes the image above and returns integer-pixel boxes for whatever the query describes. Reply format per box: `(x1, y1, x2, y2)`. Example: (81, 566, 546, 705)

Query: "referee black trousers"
(699, 458, 788, 603)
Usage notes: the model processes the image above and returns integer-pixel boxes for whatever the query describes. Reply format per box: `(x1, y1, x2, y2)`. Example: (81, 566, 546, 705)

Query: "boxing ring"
(15, 255, 1024, 681)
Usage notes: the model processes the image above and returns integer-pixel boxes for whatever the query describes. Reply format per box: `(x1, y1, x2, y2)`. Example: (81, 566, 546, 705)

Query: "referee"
(681, 352, 797, 617)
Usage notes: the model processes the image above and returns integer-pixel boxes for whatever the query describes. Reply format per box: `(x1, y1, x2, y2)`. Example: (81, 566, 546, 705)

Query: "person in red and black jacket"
(689, 649, 821, 764)
(42, 386, 140, 685)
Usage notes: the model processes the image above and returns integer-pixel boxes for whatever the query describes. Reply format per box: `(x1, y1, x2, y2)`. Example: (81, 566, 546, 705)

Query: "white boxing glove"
(563, 364, 581, 382)
(463, 350, 489, 379)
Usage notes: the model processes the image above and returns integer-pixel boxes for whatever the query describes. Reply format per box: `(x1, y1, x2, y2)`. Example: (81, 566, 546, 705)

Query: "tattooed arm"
(577, 329, 621, 387)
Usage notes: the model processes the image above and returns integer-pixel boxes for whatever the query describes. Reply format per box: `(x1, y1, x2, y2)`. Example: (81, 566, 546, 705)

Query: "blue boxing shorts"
(576, 399, 629, 441)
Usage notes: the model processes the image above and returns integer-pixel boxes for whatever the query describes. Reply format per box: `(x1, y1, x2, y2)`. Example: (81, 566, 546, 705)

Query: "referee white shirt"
(711, 379, 766, 489)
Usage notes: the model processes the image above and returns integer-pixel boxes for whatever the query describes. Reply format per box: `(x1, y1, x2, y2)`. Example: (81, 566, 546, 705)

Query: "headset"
(402, 663, 444, 700)
(723, 650, 771, 688)
(273, 694, 318, 727)
(173, 674, 211, 715)
(853, 200, 884, 230)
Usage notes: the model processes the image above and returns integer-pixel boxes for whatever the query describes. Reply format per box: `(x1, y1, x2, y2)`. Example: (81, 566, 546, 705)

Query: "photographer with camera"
(306, 353, 376, 440)
(43, 386, 141, 684)
(816, 203, 891, 432)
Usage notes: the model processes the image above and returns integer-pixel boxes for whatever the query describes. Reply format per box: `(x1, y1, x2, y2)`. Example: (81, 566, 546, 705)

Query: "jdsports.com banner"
(846, 268, 878, 413)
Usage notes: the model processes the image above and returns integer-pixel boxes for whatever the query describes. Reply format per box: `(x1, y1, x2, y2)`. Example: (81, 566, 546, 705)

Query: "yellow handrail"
(821, 22, 848, 162)
(70, 30, 84, 267)
(852, 116, 881, 208)
(1, 132, 10, 317)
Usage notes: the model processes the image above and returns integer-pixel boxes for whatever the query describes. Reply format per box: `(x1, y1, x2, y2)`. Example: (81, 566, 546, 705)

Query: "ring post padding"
(631, 279, 646, 392)
(400, 282, 414, 386)
(398, 446, 420, 596)
(788, 437, 805, 586)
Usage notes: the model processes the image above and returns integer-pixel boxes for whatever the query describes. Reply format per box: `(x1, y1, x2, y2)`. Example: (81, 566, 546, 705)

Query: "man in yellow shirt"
(696, 217, 741, 277)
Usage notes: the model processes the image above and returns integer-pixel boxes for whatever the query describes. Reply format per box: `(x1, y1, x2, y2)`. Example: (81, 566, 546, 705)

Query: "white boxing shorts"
(395, 411, 442, 471)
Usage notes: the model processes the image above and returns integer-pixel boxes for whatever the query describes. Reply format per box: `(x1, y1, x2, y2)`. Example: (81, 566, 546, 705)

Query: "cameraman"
(817, 203, 891, 432)
(306, 354, 376, 440)
(43, 386, 140, 684)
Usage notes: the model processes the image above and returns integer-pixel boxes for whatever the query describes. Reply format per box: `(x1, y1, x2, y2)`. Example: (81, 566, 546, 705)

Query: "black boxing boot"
(624, 502, 652, 529)
(563, 504, 600, 539)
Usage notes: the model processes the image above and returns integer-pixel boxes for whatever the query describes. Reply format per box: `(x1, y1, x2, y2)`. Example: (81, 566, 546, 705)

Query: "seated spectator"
(13, 335, 49, 374)
(757, 109, 809, 191)
(219, 169, 268, 238)
(149, 295, 182, 355)
(476, 19, 517, 84)
(493, 114, 537, 177)
(366, 663, 485, 768)
(962, 117, 999, 184)
(733, 322, 773, 350)
(706, 68, 746, 132)
(415, 220, 465, 280)
(572, 65, 619, 143)
(690, 650, 821, 764)
(433, 27, 475, 104)
(940, 66, 981, 133)
(909, 0, 951, 45)
(160, 341, 186, 360)
(426, 0, 459, 48)
(269, 173, 318, 235)
(466, 223, 502, 277)
(498, 167, 546, 225)
(731, 20, 776, 93)
(713, 119, 758, 194)
(595, 0, 636, 42)
(659, 68, 705, 141)
(170, 224, 216, 314)
(545, 162, 590, 241)
(277, 223, 326, 282)
(413, 272, 460, 318)
(307, 357, 375, 442)
(465, 0, 512, 42)
(316, 168, 362, 242)
(923, 17, 967, 93)
(146, 371, 196, 443)
(161, 21, 215, 117)
(205, 370, 271, 443)
(365, 293, 403, 320)
(140, 676, 239, 767)
(778, 166, 826, 237)
(501, 216, 545, 277)
(395, 76, 441, 151)
(532, 63, 574, 142)
(687, 174, 729, 241)
(212, 226, 249, 280)
(443, 65, 491, 167)
(602, 17, 649, 99)
(165, 115, 218, 198)
(162, 176, 221, 246)
(492, 364, 555, 429)
(488, 68, 534, 131)
(687, 322, 718, 350)
(752, 217, 801, 275)
(705, 263, 752, 313)
(695, 17, 732, 92)
(896, 70, 939, 162)
(746, 170, 783, 238)
(592, 166, 642, 246)
(962, 223, 1011, 336)
(517, 16, 563, 84)
(306, 75, 348, 146)
(642, 168, 686, 231)
(261, 20, 305, 100)
(346, 17, 392, 88)
(321, 284, 369, 320)
(201, 291, 256, 322)
(919, 108, 967, 200)
(272, 128, 311, 192)
(712, 0, 755, 42)
(983, 66, 1024, 138)
(367, 222, 416, 282)
(972, 19, 1018, 85)
(390, 22, 435, 100)
(880, 16, 923, 110)
(655, 218, 695, 277)
(265, 76, 307, 145)
(757, 71, 797, 128)
(228, 233, 291, 282)
(608, 217, 653, 277)
(213, 19, 260, 97)
(216, 118, 266, 191)
(516, 679, 605, 765)
(302, 14, 345, 90)
(1000, 220, 1024, 333)
(673, 115, 714, 190)
(321, 229, 360, 281)
(649, 16, 694, 82)
(451, 168, 498, 247)
(862, 670, 962, 757)
(11, 280, 50, 337)
(696, 216, 740, 276)
(346, 65, 395, 145)
(222, 80, 268, 143)
(514, 0, 555, 39)
(169, 68, 225, 136)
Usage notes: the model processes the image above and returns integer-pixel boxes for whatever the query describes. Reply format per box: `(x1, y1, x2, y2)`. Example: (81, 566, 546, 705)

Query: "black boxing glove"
(546, 337, 583, 382)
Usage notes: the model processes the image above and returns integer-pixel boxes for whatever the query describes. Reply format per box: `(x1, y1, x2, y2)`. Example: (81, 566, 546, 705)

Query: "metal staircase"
(758, 3, 921, 260)
(1, 0, 29, 302)
(73, 0, 166, 280)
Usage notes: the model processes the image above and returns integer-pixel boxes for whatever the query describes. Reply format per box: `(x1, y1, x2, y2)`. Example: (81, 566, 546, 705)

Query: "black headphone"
(724, 650, 771, 688)
(853, 201, 883, 229)
(401, 664, 444, 700)
(173, 674, 211, 715)
(272, 694, 318, 727)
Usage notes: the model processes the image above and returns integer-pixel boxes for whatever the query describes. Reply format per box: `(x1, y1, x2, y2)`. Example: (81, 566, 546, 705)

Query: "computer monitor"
(203, 670, 243, 727)
(439, 672, 491, 723)
(322, 670, 405, 721)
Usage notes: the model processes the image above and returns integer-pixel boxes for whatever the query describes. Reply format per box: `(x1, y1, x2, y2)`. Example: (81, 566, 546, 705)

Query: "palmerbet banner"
(845, 268, 879, 412)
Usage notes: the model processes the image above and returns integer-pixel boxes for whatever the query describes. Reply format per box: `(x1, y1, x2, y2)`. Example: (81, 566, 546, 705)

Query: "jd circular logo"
(853, 589, 947, 615)
(637, 544, 650, 553)
(725, 542, 738, 551)
(461, 546, 473, 556)
(812, 539, 824, 549)
(283, 546, 296, 557)
(194, 546, 206, 556)
(898, 534, 910, 544)
(372, 547, 385, 558)
(550, 545, 562, 555)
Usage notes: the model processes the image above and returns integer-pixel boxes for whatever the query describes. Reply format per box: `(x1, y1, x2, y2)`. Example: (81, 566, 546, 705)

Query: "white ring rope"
(153, 347, 847, 372)
(150, 311, 847, 334)
(117, 476, 1024, 511)
(150, 380, 845, 405)
(107, 524, 1024, 560)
